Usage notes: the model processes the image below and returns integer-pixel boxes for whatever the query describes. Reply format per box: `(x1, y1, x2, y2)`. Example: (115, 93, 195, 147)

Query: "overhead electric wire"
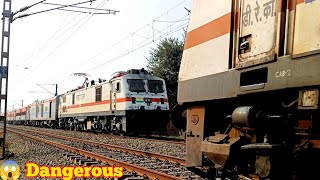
(12, 0, 48, 16)
(57, 0, 190, 85)
(27, 0, 109, 76)
(42, 2, 119, 14)
(87, 15, 189, 72)
(14, 0, 105, 68)
(12, 0, 98, 21)
(82, 0, 188, 64)
(11, 0, 110, 90)
(15, 0, 189, 92)
(19, 9, 83, 68)
(88, 21, 189, 74)
(58, 3, 190, 86)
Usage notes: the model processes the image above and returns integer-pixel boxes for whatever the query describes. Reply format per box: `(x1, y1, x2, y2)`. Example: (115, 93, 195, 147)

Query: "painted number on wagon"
(275, 69, 291, 78)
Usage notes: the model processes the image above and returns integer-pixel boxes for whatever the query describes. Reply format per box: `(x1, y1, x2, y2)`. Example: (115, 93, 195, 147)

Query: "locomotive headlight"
(298, 89, 319, 109)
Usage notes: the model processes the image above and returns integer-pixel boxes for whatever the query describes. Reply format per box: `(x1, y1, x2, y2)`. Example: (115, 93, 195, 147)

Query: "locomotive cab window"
(147, 80, 164, 93)
(127, 79, 146, 93)
(96, 87, 102, 102)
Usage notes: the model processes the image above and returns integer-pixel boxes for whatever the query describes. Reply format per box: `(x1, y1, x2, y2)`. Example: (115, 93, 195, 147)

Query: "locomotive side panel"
(292, 0, 320, 57)
(59, 82, 116, 118)
(179, 0, 233, 82)
(235, 0, 286, 69)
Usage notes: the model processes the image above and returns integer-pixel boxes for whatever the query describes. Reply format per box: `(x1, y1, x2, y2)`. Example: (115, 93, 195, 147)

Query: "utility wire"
(93, 24, 188, 77)
(43, 2, 119, 14)
(88, 21, 189, 73)
(18, 0, 189, 90)
(12, 0, 47, 16)
(11, 0, 110, 89)
(18, 8, 85, 68)
(22, 0, 110, 85)
(12, 0, 97, 22)
(82, 0, 188, 64)
(58, 7, 190, 85)
(63, 13, 189, 81)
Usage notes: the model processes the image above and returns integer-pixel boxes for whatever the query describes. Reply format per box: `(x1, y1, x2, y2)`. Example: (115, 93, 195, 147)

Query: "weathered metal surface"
(179, 0, 233, 81)
(178, 70, 238, 104)
(232, 106, 254, 128)
(207, 134, 229, 143)
(292, 0, 320, 57)
(178, 54, 320, 103)
(298, 89, 319, 110)
(201, 137, 239, 166)
(236, 0, 280, 69)
(186, 107, 205, 167)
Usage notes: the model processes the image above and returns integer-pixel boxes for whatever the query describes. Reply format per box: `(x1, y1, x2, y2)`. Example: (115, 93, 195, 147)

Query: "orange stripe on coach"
(65, 97, 168, 109)
(184, 13, 232, 50)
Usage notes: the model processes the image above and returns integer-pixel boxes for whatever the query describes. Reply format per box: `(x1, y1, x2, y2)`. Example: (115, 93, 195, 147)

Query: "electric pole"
(0, 0, 12, 159)
(0, 0, 119, 159)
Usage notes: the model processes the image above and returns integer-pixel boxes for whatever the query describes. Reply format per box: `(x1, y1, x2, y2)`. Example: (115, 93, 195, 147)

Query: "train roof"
(110, 68, 164, 81)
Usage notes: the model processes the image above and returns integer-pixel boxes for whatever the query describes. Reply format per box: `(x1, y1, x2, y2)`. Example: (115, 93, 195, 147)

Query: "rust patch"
(298, 120, 312, 129)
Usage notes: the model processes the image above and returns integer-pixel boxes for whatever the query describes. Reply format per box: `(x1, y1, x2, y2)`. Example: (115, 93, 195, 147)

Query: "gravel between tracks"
(0, 132, 87, 180)
(24, 131, 201, 179)
(12, 125, 186, 159)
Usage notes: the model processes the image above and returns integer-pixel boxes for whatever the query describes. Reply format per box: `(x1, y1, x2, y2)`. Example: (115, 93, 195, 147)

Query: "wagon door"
(236, 0, 285, 69)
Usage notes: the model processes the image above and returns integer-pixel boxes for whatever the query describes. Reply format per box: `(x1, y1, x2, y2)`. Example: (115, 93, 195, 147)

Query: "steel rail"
(8, 129, 183, 180)
(8, 126, 186, 166)
(123, 135, 185, 145)
(8, 124, 185, 145)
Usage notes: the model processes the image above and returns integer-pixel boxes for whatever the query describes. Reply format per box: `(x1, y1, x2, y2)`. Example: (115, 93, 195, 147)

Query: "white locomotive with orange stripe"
(58, 69, 169, 134)
(7, 69, 169, 135)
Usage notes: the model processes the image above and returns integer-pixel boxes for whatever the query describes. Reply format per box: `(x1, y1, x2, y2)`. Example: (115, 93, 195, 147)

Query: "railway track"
(123, 134, 185, 145)
(8, 126, 185, 165)
(7, 127, 201, 179)
(10, 124, 185, 145)
(8, 124, 186, 159)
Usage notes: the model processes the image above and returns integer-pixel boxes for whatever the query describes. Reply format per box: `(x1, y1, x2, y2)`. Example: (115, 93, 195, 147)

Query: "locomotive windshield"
(127, 79, 146, 93)
(147, 80, 164, 93)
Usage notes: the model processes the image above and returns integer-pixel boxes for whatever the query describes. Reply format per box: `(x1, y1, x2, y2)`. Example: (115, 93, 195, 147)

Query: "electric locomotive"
(58, 68, 170, 134)
(7, 69, 170, 135)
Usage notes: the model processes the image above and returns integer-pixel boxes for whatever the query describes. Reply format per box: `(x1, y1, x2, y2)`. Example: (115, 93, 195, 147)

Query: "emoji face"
(0, 160, 20, 180)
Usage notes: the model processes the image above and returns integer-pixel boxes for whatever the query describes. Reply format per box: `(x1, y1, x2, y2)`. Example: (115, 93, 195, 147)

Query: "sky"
(0, 0, 192, 110)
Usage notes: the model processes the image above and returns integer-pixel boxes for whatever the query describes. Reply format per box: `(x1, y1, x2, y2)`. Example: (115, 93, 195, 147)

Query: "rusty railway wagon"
(8, 69, 170, 135)
(174, 0, 320, 179)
